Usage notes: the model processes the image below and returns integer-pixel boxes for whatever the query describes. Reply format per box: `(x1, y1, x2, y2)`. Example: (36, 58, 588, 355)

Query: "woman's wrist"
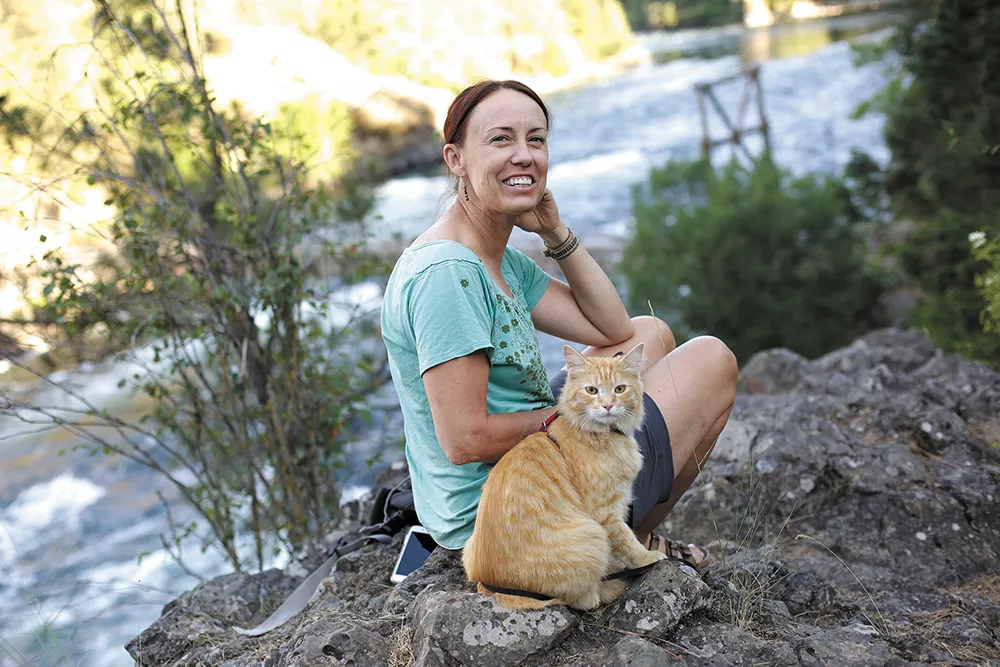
(539, 223, 570, 248)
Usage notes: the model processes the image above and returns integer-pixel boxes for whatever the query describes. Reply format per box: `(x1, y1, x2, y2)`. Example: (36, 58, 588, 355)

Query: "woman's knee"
(687, 335, 738, 396)
(630, 316, 676, 358)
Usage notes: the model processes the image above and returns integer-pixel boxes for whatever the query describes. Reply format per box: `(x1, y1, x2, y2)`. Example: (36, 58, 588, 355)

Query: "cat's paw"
(634, 548, 668, 568)
(599, 579, 627, 604)
(571, 588, 602, 611)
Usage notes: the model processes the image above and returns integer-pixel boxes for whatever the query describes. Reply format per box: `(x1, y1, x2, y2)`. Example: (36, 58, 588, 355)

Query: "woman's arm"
(422, 351, 556, 466)
(515, 190, 634, 347)
(529, 223, 634, 347)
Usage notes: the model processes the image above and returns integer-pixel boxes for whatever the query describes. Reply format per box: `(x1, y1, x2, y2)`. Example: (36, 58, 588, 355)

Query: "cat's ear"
(620, 342, 645, 374)
(563, 345, 588, 373)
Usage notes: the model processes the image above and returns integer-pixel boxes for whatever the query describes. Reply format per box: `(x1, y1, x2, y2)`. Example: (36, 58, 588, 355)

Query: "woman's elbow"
(440, 435, 475, 466)
(609, 317, 636, 346)
(443, 445, 470, 467)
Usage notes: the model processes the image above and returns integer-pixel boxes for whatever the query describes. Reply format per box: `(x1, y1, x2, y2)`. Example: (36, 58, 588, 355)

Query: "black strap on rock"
(480, 582, 556, 601)
(599, 561, 658, 581)
(478, 561, 663, 601)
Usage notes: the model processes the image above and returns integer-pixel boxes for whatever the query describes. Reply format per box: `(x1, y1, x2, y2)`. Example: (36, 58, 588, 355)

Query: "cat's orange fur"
(462, 343, 666, 610)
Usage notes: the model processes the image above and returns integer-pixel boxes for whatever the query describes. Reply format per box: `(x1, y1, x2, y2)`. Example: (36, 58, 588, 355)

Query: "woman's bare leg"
(576, 319, 736, 558)
(632, 336, 738, 550)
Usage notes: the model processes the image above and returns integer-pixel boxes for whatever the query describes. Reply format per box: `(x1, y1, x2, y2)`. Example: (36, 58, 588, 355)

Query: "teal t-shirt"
(380, 240, 554, 549)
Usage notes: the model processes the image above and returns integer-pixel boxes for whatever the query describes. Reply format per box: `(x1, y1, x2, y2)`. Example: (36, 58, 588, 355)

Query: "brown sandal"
(646, 533, 711, 569)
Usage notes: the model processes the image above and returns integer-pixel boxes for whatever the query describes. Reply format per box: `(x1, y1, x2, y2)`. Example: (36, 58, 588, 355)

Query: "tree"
(853, 0, 1000, 365)
(1, 0, 390, 571)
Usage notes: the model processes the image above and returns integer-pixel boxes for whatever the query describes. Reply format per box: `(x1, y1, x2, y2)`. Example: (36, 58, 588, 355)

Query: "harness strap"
(480, 582, 555, 601)
(600, 561, 658, 581)
(539, 411, 625, 445)
(478, 561, 665, 601)
(540, 411, 559, 432)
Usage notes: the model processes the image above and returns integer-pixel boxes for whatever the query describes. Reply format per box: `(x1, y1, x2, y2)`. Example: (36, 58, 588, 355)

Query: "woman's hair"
(438, 80, 552, 209)
(443, 79, 551, 146)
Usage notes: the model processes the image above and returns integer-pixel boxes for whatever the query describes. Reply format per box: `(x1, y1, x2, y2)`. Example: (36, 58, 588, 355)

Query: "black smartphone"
(390, 525, 438, 583)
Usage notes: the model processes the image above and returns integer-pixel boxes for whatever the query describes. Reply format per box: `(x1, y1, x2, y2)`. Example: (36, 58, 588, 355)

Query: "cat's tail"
(476, 583, 562, 610)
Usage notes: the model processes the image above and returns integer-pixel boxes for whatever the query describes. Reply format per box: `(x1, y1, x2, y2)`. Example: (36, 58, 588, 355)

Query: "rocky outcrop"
(127, 329, 1000, 666)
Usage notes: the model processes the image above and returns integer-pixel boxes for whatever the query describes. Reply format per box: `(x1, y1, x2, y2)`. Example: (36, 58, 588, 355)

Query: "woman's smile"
(502, 174, 536, 192)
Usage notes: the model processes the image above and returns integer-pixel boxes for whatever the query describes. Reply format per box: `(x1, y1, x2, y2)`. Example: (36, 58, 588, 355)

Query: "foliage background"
(622, 157, 887, 364)
(850, 0, 1000, 367)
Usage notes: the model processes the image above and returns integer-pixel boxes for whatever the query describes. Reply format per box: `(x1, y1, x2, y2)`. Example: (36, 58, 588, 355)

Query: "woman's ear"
(443, 143, 464, 179)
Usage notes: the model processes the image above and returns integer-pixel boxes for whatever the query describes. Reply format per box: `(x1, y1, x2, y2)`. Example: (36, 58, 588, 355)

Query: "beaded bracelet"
(541, 228, 580, 260)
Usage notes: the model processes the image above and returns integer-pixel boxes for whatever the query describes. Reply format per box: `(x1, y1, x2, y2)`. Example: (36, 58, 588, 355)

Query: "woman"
(380, 80, 738, 567)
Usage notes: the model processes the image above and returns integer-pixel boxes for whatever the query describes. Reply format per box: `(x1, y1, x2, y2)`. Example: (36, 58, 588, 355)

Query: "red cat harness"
(538, 411, 624, 447)
(539, 412, 561, 446)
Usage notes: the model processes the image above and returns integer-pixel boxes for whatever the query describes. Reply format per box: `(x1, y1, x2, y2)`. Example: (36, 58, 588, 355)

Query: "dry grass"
(886, 573, 1000, 665)
(387, 625, 414, 667)
(904, 605, 1000, 665)
(953, 572, 1000, 606)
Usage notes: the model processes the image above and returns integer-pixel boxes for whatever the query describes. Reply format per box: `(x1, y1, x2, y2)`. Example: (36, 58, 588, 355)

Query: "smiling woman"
(378, 79, 738, 568)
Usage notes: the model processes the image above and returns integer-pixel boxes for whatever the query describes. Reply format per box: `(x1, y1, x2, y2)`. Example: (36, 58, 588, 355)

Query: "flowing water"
(0, 12, 901, 666)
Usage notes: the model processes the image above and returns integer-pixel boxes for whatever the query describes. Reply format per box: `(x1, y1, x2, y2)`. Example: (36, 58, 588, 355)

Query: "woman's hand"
(515, 188, 568, 247)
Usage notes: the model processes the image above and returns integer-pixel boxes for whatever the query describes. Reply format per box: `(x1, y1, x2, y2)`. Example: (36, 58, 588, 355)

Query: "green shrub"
(971, 231, 1000, 336)
(852, 0, 1000, 366)
(622, 157, 886, 365)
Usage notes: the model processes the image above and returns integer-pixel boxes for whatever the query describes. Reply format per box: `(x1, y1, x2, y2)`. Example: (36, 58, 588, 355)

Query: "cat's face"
(558, 343, 645, 434)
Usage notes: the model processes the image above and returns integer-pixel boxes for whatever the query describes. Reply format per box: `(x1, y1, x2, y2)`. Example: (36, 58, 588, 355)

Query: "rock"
(127, 329, 1000, 667)
(409, 589, 577, 667)
(282, 617, 391, 667)
(792, 623, 899, 667)
(670, 329, 1000, 591)
(125, 569, 300, 666)
(737, 348, 816, 395)
(581, 635, 684, 666)
(383, 546, 471, 616)
(674, 622, 799, 666)
(601, 561, 712, 639)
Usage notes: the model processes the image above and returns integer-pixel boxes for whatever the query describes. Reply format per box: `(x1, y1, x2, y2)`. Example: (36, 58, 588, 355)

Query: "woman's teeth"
(504, 177, 533, 187)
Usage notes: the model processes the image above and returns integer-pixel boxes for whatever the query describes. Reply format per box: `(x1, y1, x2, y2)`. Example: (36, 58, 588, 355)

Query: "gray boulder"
(577, 635, 685, 666)
(409, 589, 577, 667)
(601, 560, 712, 639)
(126, 329, 1000, 667)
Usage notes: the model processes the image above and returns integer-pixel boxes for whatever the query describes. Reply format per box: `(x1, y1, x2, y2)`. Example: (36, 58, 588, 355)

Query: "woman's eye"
(491, 135, 508, 143)
(615, 384, 626, 394)
(585, 386, 598, 395)
(530, 136, 545, 143)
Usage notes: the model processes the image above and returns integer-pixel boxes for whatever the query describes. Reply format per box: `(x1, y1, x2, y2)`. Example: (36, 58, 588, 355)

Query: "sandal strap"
(650, 533, 708, 567)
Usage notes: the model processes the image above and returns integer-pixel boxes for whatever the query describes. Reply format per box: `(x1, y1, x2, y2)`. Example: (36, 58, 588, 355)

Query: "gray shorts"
(548, 371, 674, 529)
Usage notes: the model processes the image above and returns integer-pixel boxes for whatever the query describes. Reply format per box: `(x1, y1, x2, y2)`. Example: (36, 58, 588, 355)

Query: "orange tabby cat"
(462, 343, 666, 610)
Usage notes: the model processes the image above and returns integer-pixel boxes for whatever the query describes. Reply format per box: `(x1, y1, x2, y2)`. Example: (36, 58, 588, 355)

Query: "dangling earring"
(463, 181, 470, 201)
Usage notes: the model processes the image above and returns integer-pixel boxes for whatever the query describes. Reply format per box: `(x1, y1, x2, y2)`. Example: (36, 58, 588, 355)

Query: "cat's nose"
(602, 404, 613, 412)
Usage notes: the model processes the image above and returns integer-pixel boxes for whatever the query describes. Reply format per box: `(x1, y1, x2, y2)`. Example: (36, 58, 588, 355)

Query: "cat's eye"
(585, 386, 598, 395)
(614, 384, 626, 394)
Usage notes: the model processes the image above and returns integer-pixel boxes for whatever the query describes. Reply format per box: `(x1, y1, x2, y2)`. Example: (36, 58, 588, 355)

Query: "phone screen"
(394, 529, 438, 579)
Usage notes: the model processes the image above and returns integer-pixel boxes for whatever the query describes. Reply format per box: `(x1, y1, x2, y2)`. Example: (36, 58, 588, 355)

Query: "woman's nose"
(510, 140, 532, 166)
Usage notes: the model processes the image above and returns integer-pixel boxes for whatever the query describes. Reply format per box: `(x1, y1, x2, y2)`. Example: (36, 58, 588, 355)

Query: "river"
(0, 11, 900, 666)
